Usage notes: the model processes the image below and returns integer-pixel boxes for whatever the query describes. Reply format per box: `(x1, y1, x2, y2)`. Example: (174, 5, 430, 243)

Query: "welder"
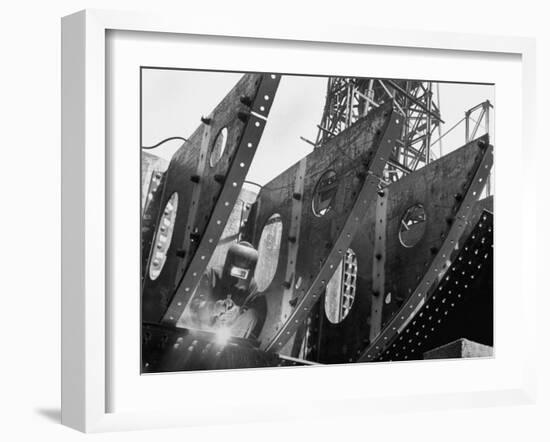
(188, 241, 266, 341)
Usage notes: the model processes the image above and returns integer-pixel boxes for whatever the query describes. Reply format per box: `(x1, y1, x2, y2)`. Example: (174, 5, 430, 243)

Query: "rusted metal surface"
(281, 158, 307, 321)
(140, 74, 494, 372)
(242, 102, 402, 352)
(359, 139, 493, 362)
(374, 211, 493, 361)
(141, 73, 280, 324)
(380, 137, 490, 330)
(370, 189, 388, 341)
(143, 209, 492, 371)
(310, 136, 492, 364)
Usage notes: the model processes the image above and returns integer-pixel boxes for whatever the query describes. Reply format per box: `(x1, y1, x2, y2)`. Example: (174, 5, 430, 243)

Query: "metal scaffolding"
(314, 78, 444, 182)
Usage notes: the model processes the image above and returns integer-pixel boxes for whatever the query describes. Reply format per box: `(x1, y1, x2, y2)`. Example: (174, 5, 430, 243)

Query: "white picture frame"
(61, 9, 537, 433)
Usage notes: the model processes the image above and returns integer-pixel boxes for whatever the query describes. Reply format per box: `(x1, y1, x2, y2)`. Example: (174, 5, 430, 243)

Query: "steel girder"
(141, 73, 280, 324)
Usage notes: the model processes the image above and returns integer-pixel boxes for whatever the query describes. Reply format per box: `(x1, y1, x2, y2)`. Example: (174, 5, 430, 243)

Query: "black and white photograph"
(140, 69, 494, 373)
(1, 0, 546, 437)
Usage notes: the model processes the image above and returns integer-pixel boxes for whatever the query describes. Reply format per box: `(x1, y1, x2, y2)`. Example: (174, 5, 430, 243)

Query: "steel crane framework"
(314, 78, 445, 182)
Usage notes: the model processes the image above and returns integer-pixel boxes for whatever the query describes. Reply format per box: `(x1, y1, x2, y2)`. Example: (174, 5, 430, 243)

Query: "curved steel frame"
(160, 74, 281, 325)
(376, 210, 493, 361)
(265, 110, 403, 352)
(359, 137, 493, 362)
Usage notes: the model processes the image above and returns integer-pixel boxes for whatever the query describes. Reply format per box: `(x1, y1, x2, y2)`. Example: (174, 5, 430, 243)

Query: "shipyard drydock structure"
(141, 73, 493, 372)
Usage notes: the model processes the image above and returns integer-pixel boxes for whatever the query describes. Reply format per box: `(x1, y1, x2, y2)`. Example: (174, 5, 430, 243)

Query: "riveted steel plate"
(374, 210, 493, 361)
(241, 103, 402, 352)
(310, 136, 492, 364)
(141, 73, 280, 324)
(360, 138, 493, 361)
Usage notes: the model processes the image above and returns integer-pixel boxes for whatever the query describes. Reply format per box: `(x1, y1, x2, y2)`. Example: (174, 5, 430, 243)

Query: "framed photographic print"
(61, 9, 537, 432)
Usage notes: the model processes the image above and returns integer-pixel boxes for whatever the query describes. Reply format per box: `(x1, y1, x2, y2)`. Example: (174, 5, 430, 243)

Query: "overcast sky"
(141, 69, 494, 186)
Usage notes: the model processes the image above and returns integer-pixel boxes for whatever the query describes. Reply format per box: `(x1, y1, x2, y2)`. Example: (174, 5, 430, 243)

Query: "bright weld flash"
(214, 327, 231, 346)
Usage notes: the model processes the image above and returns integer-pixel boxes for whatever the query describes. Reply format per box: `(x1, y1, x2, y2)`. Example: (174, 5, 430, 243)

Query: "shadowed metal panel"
(243, 102, 401, 351)
(313, 136, 492, 363)
(375, 211, 493, 361)
(141, 73, 280, 324)
(360, 138, 493, 361)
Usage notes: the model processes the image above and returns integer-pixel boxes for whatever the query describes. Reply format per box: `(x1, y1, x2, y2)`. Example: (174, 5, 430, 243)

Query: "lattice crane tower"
(314, 78, 444, 182)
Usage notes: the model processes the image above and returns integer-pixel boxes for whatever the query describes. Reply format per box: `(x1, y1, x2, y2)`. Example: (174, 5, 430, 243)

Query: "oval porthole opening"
(149, 192, 179, 280)
(325, 249, 357, 324)
(312, 169, 338, 217)
(399, 203, 427, 248)
(209, 127, 228, 167)
(254, 214, 283, 292)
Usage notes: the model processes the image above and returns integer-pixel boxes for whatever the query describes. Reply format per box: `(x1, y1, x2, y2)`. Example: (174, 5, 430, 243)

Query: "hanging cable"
(141, 136, 188, 150)
(243, 180, 264, 190)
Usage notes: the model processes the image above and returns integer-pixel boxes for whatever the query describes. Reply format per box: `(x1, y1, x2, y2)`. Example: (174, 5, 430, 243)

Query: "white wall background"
(0, 1, 547, 440)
